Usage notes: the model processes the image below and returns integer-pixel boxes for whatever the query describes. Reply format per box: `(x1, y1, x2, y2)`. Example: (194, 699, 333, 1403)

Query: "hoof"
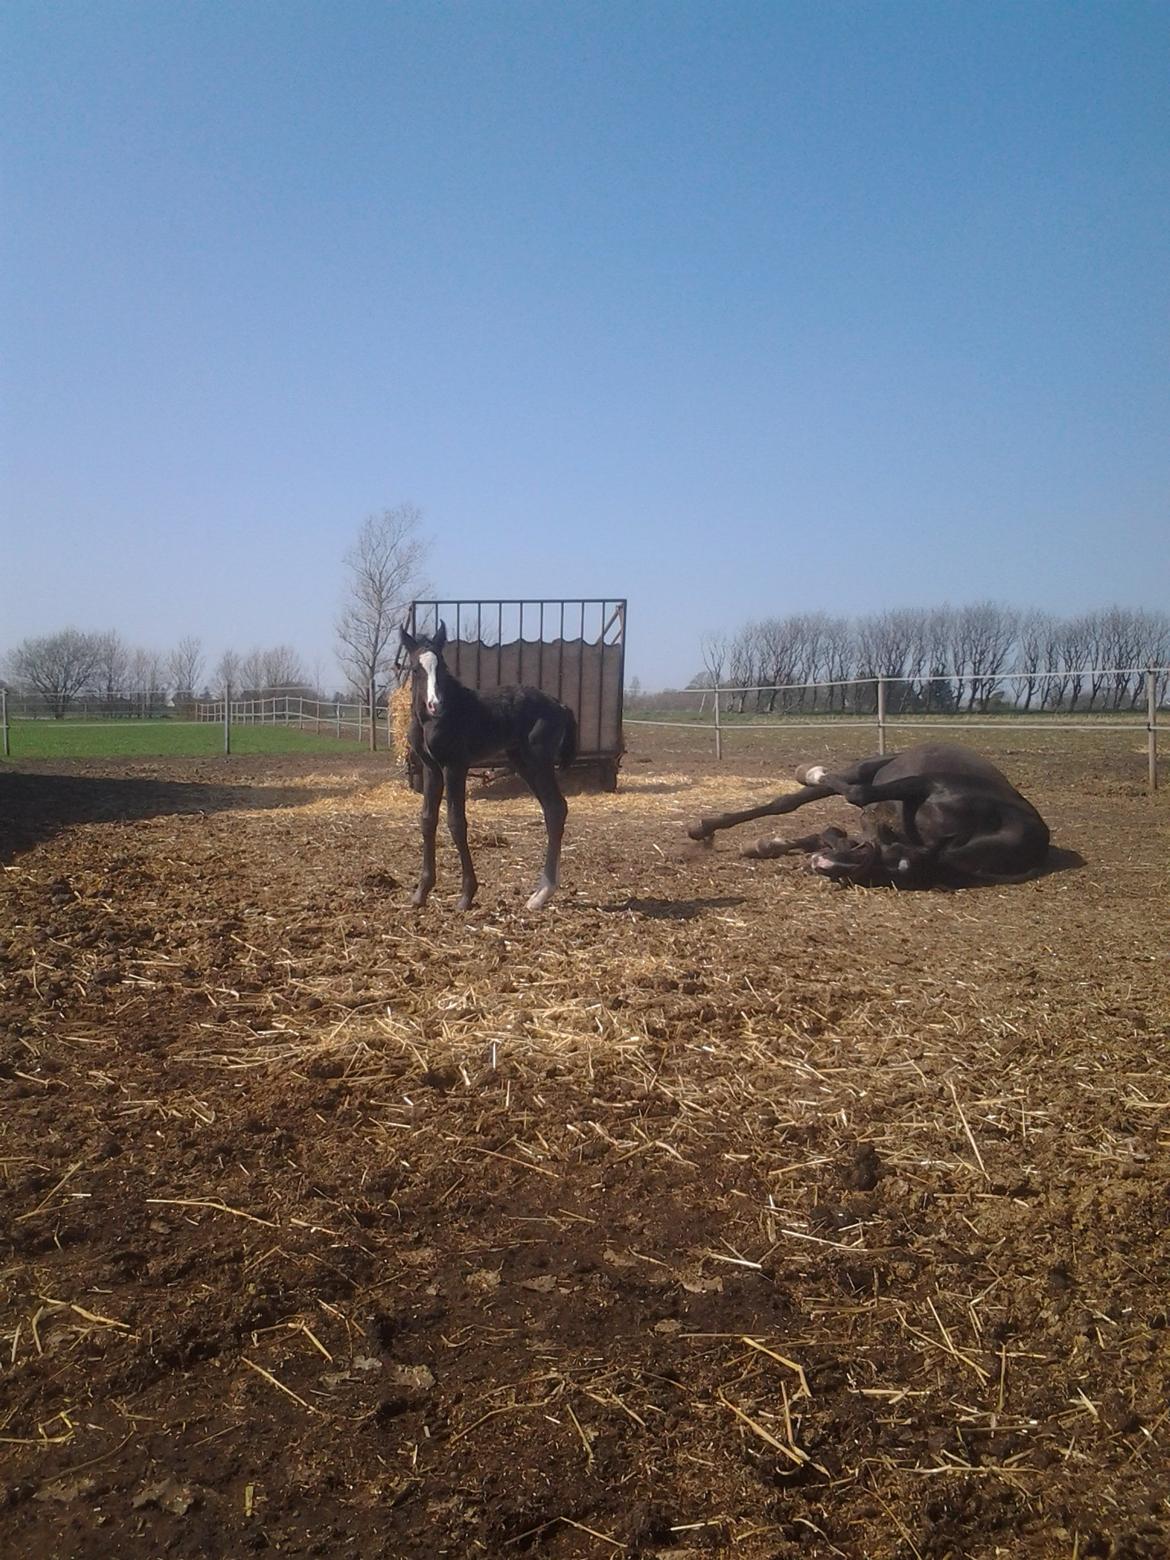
(525, 884, 555, 911)
(796, 763, 827, 786)
(410, 889, 430, 909)
(742, 836, 781, 860)
(686, 822, 710, 842)
(456, 894, 476, 911)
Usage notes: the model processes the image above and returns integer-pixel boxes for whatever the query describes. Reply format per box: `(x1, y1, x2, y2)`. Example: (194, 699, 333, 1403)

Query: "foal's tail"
(558, 706, 579, 770)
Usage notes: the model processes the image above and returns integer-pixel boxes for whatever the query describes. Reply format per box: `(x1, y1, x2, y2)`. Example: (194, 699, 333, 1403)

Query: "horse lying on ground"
(400, 621, 578, 910)
(687, 743, 1051, 887)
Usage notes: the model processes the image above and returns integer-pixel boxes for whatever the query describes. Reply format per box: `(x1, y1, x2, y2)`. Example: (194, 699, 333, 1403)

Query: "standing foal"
(400, 622, 578, 911)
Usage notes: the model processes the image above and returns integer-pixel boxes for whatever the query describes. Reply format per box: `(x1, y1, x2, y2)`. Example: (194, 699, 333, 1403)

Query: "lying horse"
(400, 621, 578, 910)
(687, 743, 1051, 886)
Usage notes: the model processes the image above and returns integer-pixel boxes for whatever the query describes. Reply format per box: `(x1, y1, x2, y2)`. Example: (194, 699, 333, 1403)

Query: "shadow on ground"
(596, 894, 748, 920)
(0, 770, 335, 863)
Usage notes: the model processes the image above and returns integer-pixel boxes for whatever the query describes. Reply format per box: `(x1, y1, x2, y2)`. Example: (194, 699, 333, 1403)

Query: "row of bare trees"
(2, 630, 317, 718)
(696, 604, 1170, 714)
(3, 506, 432, 720)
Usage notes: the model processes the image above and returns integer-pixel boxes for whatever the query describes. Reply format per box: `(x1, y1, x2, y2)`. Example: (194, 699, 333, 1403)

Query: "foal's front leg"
(444, 765, 478, 911)
(412, 760, 444, 908)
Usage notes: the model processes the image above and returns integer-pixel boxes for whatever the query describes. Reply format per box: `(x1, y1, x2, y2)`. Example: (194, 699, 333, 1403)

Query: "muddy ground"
(2, 725, 1168, 1559)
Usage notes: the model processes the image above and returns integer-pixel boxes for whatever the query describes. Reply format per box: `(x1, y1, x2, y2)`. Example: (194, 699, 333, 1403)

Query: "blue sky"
(3, 1, 1167, 689)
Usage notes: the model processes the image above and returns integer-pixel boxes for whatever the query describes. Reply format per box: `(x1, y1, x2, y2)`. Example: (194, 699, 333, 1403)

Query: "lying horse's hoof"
(687, 822, 714, 844)
(741, 836, 781, 860)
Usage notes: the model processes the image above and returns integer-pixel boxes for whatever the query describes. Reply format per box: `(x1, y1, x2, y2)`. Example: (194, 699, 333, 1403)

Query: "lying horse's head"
(809, 830, 930, 887)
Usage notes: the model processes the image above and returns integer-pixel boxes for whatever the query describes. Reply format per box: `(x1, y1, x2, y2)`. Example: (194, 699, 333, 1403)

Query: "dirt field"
(2, 726, 1168, 1559)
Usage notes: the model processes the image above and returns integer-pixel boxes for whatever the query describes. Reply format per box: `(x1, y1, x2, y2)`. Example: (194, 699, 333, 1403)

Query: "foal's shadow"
(595, 894, 747, 921)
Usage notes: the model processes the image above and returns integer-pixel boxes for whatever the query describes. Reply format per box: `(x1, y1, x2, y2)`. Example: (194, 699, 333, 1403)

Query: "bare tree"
(696, 632, 730, 715)
(821, 616, 855, 711)
(261, 644, 307, 691)
(126, 647, 167, 716)
(948, 602, 1019, 710)
(214, 649, 241, 696)
(856, 609, 926, 712)
(1056, 616, 1092, 709)
(1016, 611, 1053, 711)
(336, 505, 429, 699)
(94, 631, 130, 709)
(726, 623, 759, 714)
(239, 647, 268, 697)
(790, 613, 829, 710)
(755, 616, 800, 713)
(8, 629, 101, 717)
(168, 637, 205, 703)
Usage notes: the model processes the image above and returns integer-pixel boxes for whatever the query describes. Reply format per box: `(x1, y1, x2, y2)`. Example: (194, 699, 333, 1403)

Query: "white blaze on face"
(418, 651, 440, 715)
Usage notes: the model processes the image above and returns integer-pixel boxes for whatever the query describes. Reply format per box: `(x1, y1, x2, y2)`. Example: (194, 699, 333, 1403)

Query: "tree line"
(1, 630, 321, 717)
(692, 603, 1170, 714)
(3, 506, 432, 719)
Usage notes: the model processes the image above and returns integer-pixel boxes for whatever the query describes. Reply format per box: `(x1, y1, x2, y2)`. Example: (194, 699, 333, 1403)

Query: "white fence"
(195, 693, 394, 749)
(625, 666, 1168, 790)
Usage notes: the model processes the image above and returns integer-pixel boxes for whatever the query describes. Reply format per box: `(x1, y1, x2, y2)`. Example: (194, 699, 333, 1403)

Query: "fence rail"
(195, 693, 393, 749)
(625, 666, 1168, 791)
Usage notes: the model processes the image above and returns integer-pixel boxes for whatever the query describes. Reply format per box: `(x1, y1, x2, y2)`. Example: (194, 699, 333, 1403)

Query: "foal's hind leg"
(513, 743, 568, 911)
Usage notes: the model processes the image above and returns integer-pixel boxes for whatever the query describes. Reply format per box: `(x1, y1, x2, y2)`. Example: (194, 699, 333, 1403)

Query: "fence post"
(713, 681, 723, 760)
(1, 686, 8, 758)
(223, 684, 232, 756)
(876, 676, 887, 755)
(1148, 667, 1159, 793)
(369, 680, 377, 752)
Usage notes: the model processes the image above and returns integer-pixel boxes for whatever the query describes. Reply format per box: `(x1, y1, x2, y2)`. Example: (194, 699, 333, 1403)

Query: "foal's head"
(400, 621, 450, 718)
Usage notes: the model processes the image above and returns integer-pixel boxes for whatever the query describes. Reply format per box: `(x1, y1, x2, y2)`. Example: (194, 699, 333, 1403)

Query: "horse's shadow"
(594, 894, 747, 921)
(760, 841, 1087, 891)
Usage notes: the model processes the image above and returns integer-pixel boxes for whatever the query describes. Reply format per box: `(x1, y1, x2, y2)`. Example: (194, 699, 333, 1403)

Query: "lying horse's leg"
(795, 754, 889, 788)
(742, 827, 845, 860)
(688, 781, 834, 844)
(790, 760, 931, 813)
(412, 759, 444, 908)
(443, 763, 478, 910)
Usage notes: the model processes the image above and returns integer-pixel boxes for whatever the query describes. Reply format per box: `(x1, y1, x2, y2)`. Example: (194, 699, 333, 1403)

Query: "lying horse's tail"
(558, 706, 579, 770)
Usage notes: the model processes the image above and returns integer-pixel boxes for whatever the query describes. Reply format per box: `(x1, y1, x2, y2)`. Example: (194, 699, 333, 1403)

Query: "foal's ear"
(433, 620, 448, 653)
(399, 625, 418, 655)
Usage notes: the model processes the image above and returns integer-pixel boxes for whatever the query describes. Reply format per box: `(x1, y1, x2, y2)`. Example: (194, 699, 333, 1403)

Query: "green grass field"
(1, 719, 366, 761)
